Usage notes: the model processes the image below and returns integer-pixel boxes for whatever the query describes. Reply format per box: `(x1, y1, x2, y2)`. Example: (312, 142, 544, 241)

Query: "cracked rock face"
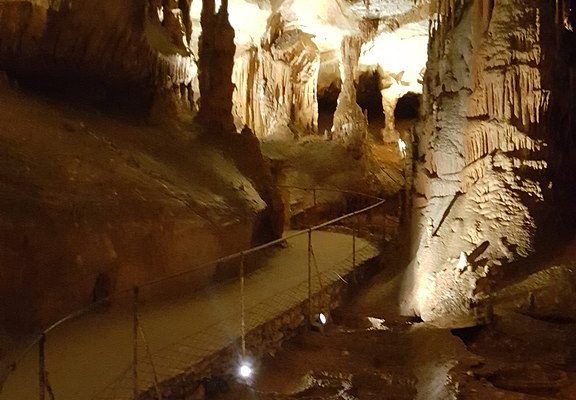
(403, 0, 576, 328)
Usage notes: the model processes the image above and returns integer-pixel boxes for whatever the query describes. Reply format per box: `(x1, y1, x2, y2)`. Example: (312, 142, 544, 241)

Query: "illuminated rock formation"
(243, 12, 320, 139)
(403, 0, 576, 328)
(332, 35, 368, 150)
(357, 1, 430, 141)
(226, 0, 430, 140)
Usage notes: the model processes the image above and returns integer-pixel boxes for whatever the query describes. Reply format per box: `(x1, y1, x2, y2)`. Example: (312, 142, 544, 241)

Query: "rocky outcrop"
(0, 78, 286, 335)
(356, 1, 430, 141)
(229, 0, 430, 141)
(0, 0, 285, 336)
(403, 0, 575, 328)
(0, 0, 197, 115)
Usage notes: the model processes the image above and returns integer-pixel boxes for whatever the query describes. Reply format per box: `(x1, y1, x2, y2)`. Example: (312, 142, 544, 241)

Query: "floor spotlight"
(239, 363, 253, 379)
(311, 312, 329, 333)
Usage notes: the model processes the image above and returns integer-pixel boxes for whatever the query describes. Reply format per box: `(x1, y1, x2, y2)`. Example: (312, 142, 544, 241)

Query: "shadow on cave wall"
(357, 71, 385, 139)
(395, 92, 421, 121)
(318, 81, 341, 135)
(5, 70, 155, 118)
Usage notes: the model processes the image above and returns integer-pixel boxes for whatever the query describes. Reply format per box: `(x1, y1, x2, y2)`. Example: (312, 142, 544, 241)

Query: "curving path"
(0, 230, 379, 400)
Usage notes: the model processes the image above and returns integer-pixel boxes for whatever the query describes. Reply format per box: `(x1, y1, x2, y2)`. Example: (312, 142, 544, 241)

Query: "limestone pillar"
(403, 0, 559, 328)
(197, 0, 236, 132)
(331, 36, 368, 150)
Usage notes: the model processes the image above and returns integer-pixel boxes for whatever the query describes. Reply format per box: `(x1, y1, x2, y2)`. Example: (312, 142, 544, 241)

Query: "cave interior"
(1, 0, 576, 399)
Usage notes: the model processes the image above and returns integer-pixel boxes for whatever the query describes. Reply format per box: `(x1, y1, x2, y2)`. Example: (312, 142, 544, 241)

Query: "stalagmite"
(331, 36, 367, 150)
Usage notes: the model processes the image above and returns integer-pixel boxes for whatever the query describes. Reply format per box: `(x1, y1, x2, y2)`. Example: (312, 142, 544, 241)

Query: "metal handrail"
(277, 184, 385, 201)
(139, 198, 385, 290)
(4, 186, 386, 385)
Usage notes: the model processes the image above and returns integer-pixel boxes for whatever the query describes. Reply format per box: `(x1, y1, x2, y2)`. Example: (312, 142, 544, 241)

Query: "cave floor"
(0, 231, 378, 400)
(212, 246, 576, 400)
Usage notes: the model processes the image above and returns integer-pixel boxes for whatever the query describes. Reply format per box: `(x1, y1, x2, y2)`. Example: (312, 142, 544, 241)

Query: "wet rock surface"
(452, 313, 576, 399)
(204, 247, 576, 400)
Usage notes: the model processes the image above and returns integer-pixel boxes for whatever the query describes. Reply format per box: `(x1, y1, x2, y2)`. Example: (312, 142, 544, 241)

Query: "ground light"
(311, 312, 329, 333)
(239, 364, 252, 378)
(238, 362, 253, 379)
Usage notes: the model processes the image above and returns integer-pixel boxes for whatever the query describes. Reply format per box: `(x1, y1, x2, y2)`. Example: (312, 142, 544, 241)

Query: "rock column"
(197, 0, 236, 132)
(331, 36, 368, 150)
(403, 0, 557, 327)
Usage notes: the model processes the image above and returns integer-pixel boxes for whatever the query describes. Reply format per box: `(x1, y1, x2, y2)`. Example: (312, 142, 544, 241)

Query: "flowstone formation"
(403, 0, 576, 328)
(232, 12, 320, 139)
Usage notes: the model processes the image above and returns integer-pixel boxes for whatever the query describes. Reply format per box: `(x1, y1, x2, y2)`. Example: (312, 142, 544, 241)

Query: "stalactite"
(430, 0, 465, 43)
(468, 65, 548, 126)
(0, 0, 200, 116)
(464, 122, 543, 166)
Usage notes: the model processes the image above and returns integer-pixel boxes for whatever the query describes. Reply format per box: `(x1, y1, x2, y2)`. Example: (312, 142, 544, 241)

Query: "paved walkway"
(0, 231, 379, 400)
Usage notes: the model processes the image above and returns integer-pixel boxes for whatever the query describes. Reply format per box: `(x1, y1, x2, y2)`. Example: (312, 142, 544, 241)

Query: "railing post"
(382, 201, 387, 239)
(39, 334, 46, 400)
(240, 252, 246, 357)
(307, 229, 313, 325)
(398, 191, 403, 221)
(352, 221, 356, 269)
(132, 286, 139, 400)
(138, 325, 163, 400)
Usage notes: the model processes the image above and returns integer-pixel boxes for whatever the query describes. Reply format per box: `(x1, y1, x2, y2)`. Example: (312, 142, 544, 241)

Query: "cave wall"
(0, 0, 285, 335)
(0, 84, 276, 333)
(0, 0, 198, 114)
(404, 0, 576, 328)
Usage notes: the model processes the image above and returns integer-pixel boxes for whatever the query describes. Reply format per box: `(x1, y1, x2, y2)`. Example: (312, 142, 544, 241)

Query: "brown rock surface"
(0, 84, 279, 335)
(0, 0, 197, 115)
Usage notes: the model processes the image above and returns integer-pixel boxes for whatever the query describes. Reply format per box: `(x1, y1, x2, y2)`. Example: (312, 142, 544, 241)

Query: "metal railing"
(279, 184, 400, 239)
(1, 186, 392, 400)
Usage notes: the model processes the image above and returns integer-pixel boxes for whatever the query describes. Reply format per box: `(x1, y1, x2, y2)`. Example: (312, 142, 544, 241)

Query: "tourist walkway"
(0, 231, 379, 400)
